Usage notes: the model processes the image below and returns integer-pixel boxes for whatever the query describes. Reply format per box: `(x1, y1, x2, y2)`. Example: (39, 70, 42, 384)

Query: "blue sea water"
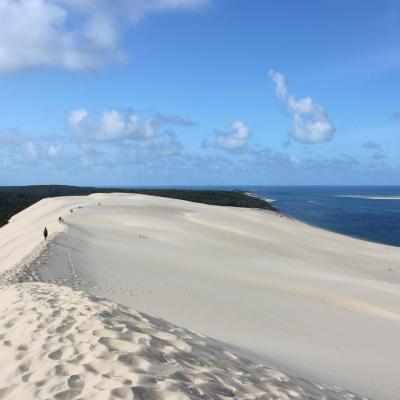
(237, 186, 400, 247)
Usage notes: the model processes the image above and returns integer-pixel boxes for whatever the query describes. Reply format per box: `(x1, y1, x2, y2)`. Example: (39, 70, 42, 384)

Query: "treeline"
(0, 185, 277, 227)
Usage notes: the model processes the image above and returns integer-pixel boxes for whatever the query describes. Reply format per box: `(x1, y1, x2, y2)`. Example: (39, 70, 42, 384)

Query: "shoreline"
(243, 189, 400, 249)
(239, 186, 400, 248)
(242, 190, 277, 204)
(1, 193, 400, 399)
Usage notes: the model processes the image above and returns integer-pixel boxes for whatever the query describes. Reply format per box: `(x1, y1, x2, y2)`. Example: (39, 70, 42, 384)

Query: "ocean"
(238, 185, 400, 247)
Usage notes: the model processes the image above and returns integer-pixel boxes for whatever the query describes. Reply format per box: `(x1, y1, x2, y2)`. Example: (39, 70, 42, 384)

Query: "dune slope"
(1, 193, 399, 399)
(0, 282, 370, 400)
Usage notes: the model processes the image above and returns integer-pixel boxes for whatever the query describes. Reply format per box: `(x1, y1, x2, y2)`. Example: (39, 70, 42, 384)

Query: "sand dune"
(0, 196, 88, 275)
(1, 193, 399, 399)
(0, 282, 369, 400)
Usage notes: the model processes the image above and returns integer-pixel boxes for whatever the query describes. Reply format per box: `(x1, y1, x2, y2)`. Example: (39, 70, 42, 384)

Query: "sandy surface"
(1, 193, 399, 399)
(0, 281, 372, 400)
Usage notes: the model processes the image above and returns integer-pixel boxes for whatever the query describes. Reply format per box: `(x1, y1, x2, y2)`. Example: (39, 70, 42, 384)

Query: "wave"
(244, 192, 276, 203)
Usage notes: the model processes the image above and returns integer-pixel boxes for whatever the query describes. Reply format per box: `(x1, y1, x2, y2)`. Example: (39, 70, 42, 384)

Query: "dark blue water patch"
(241, 186, 400, 247)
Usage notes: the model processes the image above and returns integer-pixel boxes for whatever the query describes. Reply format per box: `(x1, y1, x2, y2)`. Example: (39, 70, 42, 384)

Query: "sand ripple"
(0, 282, 369, 400)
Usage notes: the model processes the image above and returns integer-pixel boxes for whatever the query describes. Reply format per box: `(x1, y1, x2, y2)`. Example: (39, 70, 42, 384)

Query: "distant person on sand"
(43, 227, 48, 240)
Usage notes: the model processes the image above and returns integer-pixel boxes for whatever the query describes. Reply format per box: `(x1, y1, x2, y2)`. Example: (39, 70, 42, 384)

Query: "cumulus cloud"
(0, 130, 31, 147)
(0, 0, 210, 71)
(140, 131, 183, 156)
(25, 141, 38, 158)
(214, 121, 251, 151)
(1, 125, 398, 179)
(48, 144, 61, 157)
(269, 70, 335, 144)
(67, 108, 185, 156)
(0, 130, 44, 161)
(68, 108, 152, 142)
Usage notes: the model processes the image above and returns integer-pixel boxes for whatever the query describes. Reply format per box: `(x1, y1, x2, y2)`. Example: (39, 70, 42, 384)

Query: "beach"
(0, 193, 399, 400)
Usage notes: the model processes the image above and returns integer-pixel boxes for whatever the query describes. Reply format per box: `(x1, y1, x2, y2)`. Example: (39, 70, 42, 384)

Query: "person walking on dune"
(43, 227, 48, 240)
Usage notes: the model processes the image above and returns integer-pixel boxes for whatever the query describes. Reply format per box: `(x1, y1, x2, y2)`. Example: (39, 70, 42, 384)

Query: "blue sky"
(0, 0, 399, 186)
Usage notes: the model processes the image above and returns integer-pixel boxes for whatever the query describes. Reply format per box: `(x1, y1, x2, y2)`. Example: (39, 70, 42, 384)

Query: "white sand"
(0, 282, 370, 400)
(0, 196, 87, 274)
(1, 193, 399, 399)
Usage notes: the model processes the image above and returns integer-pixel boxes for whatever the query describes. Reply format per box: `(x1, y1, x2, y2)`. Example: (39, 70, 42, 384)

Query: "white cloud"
(67, 108, 93, 142)
(68, 108, 89, 127)
(0, 130, 30, 147)
(214, 121, 251, 151)
(0, 0, 102, 71)
(48, 144, 61, 157)
(25, 141, 38, 158)
(269, 70, 288, 100)
(68, 108, 148, 142)
(0, 0, 210, 71)
(98, 109, 126, 140)
(124, 0, 209, 23)
(139, 131, 183, 156)
(269, 70, 335, 144)
(127, 114, 156, 141)
(67, 107, 184, 156)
